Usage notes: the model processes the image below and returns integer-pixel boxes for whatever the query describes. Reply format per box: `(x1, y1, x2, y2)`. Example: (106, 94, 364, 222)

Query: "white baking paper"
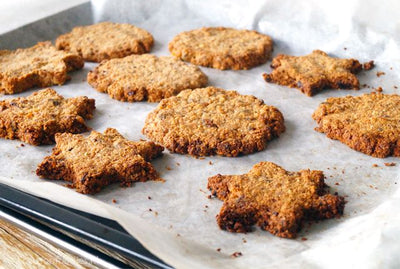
(1, 0, 400, 268)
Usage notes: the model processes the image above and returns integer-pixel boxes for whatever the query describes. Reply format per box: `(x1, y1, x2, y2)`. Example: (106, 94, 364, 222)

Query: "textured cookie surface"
(87, 54, 208, 102)
(0, 42, 83, 94)
(263, 50, 362, 96)
(208, 162, 344, 238)
(36, 128, 164, 194)
(56, 22, 154, 62)
(143, 87, 285, 157)
(169, 27, 273, 70)
(0, 88, 95, 145)
(313, 92, 400, 158)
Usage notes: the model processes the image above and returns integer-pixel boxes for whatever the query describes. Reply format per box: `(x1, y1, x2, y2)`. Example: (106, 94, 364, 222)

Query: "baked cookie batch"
(0, 22, 396, 239)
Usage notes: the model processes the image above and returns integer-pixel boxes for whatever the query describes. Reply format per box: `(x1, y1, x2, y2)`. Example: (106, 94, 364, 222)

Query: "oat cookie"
(263, 50, 362, 96)
(0, 42, 83, 94)
(56, 22, 154, 62)
(87, 54, 208, 102)
(169, 27, 273, 70)
(36, 128, 164, 194)
(0, 88, 95, 145)
(313, 92, 400, 158)
(142, 87, 284, 157)
(208, 162, 345, 238)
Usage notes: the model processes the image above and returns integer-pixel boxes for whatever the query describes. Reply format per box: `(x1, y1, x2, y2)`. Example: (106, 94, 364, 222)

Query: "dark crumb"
(154, 211, 158, 216)
(369, 185, 374, 189)
(177, 233, 181, 237)
(20, 143, 25, 147)
(395, 182, 397, 185)
(341, 169, 345, 174)
(199, 157, 205, 160)
(372, 164, 379, 167)
(394, 86, 398, 89)
(374, 87, 383, 92)
(166, 166, 172, 171)
(203, 210, 207, 212)
(390, 67, 393, 70)
(301, 237, 308, 241)
(149, 208, 152, 211)
(242, 238, 247, 243)
(217, 248, 221, 252)
(169, 225, 173, 229)
(343, 47, 347, 50)
(361, 83, 371, 88)
(384, 162, 396, 167)
(209, 161, 213, 165)
(231, 252, 242, 258)
(112, 199, 117, 204)
(148, 196, 152, 200)
(207, 195, 212, 199)
(376, 71, 385, 77)
(363, 60, 374, 70)
(205, 205, 209, 208)
(176, 162, 180, 166)
(334, 182, 340, 185)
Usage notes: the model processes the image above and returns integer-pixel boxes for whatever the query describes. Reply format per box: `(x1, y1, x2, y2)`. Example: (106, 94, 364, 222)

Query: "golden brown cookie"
(263, 50, 363, 96)
(313, 92, 400, 158)
(0, 42, 83, 94)
(0, 88, 95, 145)
(208, 162, 345, 238)
(36, 128, 164, 194)
(142, 87, 285, 157)
(56, 22, 154, 62)
(169, 27, 273, 70)
(87, 54, 208, 102)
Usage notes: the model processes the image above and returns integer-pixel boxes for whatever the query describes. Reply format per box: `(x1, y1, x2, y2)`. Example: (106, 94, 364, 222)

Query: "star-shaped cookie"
(313, 92, 400, 158)
(36, 128, 164, 194)
(0, 42, 84, 94)
(263, 50, 362, 96)
(208, 162, 344, 238)
(0, 88, 95, 145)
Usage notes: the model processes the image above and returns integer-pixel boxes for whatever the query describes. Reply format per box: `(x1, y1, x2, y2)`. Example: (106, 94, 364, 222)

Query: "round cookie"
(143, 87, 285, 157)
(313, 92, 400, 158)
(168, 27, 273, 70)
(56, 22, 154, 62)
(87, 54, 208, 102)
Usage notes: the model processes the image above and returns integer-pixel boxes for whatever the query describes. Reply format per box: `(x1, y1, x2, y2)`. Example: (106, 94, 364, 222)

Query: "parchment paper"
(1, 0, 400, 268)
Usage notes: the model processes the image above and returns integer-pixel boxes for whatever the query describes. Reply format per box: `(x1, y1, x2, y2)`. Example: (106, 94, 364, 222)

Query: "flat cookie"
(0, 42, 83, 94)
(36, 128, 164, 194)
(0, 88, 95, 145)
(208, 162, 344, 238)
(263, 50, 362, 96)
(143, 87, 284, 157)
(169, 27, 273, 70)
(56, 22, 154, 62)
(313, 92, 400, 158)
(87, 54, 208, 102)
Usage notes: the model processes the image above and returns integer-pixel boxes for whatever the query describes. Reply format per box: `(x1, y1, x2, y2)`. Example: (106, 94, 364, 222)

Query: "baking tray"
(0, 3, 171, 268)
(0, 183, 171, 268)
